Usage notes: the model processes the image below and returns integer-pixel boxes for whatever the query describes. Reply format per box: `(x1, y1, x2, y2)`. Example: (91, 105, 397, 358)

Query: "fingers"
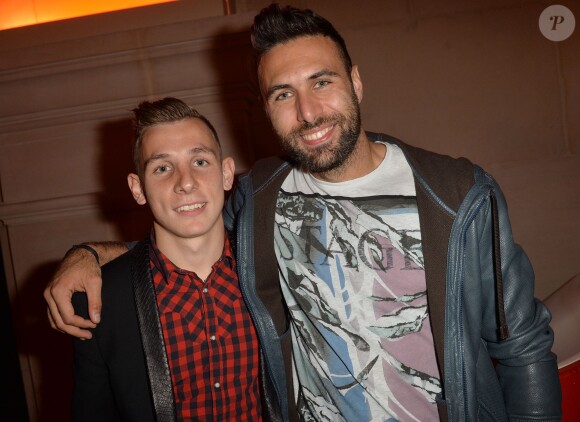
(43, 246, 104, 339)
(84, 276, 103, 324)
(46, 306, 63, 333)
(51, 284, 97, 328)
(46, 305, 94, 339)
(43, 278, 95, 340)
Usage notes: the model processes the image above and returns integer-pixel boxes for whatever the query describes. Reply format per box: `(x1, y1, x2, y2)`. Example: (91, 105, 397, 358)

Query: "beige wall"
(0, 0, 578, 419)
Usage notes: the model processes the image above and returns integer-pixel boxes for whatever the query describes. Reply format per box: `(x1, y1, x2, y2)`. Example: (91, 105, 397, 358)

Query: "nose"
(296, 91, 322, 124)
(174, 167, 198, 194)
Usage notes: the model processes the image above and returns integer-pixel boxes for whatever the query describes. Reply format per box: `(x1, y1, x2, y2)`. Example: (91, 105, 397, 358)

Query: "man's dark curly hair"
(251, 3, 353, 73)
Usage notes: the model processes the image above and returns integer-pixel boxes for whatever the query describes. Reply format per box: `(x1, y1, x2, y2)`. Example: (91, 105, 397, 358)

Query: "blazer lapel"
(131, 240, 176, 422)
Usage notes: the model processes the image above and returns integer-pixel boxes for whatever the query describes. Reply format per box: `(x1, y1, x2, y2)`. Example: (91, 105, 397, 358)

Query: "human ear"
(127, 173, 147, 205)
(351, 65, 363, 103)
(221, 157, 235, 191)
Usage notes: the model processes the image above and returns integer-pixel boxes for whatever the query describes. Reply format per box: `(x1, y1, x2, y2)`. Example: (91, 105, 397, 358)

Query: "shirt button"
(203, 288, 208, 293)
(214, 382, 220, 389)
(210, 335, 216, 341)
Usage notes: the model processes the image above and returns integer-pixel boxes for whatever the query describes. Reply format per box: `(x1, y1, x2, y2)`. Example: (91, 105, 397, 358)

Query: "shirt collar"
(149, 230, 235, 285)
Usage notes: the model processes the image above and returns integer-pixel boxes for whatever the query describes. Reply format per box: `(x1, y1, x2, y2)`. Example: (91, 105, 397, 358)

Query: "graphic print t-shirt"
(275, 142, 442, 421)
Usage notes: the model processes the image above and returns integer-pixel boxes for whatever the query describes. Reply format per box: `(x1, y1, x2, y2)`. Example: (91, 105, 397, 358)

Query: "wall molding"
(0, 82, 258, 137)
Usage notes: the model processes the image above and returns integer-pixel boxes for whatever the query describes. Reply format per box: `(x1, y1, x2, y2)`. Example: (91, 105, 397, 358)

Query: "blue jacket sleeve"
(482, 179, 561, 420)
(224, 177, 248, 233)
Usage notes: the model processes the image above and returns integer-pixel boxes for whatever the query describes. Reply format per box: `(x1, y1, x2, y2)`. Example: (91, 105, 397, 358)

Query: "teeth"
(176, 203, 204, 212)
(303, 126, 331, 141)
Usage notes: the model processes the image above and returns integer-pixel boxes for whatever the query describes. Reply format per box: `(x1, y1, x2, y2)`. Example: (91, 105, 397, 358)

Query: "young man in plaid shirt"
(71, 97, 261, 421)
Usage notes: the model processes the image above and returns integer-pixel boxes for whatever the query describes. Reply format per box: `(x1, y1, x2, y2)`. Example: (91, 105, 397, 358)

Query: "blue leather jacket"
(224, 133, 561, 421)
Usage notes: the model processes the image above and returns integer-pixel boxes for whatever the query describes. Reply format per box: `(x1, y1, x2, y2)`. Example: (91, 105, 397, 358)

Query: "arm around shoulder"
(44, 241, 129, 339)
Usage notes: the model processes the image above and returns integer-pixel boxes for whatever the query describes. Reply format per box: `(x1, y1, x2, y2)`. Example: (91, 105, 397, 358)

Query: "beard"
(276, 91, 362, 174)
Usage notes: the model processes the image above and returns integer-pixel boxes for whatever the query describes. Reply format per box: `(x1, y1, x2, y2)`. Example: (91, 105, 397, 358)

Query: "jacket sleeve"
(480, 179, 561, 420)
(72, 292, 121, 421)
(224, 176, 249, 232)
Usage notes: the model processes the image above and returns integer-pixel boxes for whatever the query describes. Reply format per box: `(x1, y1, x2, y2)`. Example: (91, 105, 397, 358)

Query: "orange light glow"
(0, 0, 177, 31)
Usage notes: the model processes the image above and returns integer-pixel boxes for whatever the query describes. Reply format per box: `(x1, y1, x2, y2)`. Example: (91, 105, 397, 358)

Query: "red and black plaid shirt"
(150, 234, 262, 421)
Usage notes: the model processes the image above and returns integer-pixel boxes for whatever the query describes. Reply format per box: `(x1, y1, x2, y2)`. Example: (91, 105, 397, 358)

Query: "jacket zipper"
(236, 178, 287, 421)
(452, 187, 489, 421)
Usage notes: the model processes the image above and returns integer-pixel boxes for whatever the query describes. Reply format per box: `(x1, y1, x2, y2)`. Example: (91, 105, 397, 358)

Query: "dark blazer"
(72, 240, 176, 422)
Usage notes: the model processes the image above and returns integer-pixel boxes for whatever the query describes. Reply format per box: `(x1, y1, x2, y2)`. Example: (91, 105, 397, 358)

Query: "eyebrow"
(143, 146, 218, 169)
(266, 68, 340, 100)
(309, 69, 340, 80)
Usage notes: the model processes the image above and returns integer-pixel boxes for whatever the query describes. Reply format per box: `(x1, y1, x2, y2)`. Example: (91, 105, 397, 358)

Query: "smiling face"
(127, 118, 234, 249)
(258, 35, 363, 176)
